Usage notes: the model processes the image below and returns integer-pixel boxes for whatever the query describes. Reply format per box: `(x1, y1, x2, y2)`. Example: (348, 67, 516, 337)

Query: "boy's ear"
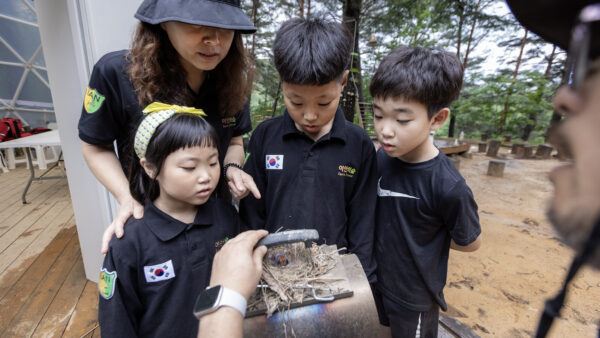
(430, 108, 450, 131)
(140, 158, 157, 179)
(340, 70, 350, 88)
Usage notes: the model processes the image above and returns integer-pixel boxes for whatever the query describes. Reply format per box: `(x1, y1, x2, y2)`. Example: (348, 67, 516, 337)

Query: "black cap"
(135, 0, 256, 34)
(506, 0, 600, 58)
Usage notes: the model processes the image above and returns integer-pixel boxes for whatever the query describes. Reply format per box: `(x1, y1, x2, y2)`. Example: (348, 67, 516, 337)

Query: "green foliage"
(451, 71, 556, 140)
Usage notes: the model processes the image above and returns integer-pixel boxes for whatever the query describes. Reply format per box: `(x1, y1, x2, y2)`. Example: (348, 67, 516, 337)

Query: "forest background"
(240, 0, 565, 145)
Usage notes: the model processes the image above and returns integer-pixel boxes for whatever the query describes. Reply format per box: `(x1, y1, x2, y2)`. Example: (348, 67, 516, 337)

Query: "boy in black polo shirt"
(239, 16, 377, 281)
(371, 46, 482, 337)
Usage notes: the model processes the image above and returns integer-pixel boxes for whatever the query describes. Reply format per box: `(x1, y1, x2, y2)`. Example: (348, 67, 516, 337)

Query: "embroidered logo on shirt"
(266, 155, 283, 169)
(99, 268, 117, 300)
(221, 116, 236, 128)
(144, 260, 176, 283)
(377, 177, 420, 199)
(84, 86, 106, 114)
(338, 165, 357, 178)
(215, 237, 230, 250)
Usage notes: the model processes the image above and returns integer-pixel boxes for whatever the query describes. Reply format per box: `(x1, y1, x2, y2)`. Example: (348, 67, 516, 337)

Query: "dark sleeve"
(239, 126, 266, 230)
(345, 139, 378, 283)
(441, 181, 481, 246)
(78, 57, 123, 146)
(232, 102, 252, 137)
(98, 240, 143, 337)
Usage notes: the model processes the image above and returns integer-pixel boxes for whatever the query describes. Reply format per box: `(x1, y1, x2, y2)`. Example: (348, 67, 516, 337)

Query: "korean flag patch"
(266, 155, 284, 170)
(144, 260, 176, 283)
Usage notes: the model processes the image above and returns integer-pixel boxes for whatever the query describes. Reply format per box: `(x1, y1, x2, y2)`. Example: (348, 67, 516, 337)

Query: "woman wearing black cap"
(77, 0, 261, 254)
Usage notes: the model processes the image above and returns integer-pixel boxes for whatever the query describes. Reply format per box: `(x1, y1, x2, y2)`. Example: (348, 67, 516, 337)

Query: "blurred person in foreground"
(507, 1, 600, 337)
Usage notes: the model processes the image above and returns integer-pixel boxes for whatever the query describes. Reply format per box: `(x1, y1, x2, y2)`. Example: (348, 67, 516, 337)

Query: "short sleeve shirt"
(98, 198, 241, 337)
(239, 108, 378, 282)
(375, 150, 481, 311)
(78, 50, 251, 171)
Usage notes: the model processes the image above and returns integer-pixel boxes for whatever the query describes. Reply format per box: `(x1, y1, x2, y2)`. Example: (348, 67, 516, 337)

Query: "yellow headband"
(134, 102, 206, 159)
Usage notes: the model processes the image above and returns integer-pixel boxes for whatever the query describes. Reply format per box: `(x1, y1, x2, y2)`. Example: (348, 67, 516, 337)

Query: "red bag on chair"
(0, 118, 26, 141)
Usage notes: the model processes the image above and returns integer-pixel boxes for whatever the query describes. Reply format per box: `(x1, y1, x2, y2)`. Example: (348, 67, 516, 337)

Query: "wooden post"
(511, 143, 525, 155)
(450, 157, 460, 171)
(478, 142, 487, 153)
(486, 140, 501, 157)
(535, 144, 553, 159)
(487, 160, 506, 177)
(522, 145, 533, 158)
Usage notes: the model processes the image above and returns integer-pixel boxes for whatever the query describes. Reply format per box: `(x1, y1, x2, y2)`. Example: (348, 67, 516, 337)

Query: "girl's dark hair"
(127, 22, 254, 117)
(128, 114, 220, 203)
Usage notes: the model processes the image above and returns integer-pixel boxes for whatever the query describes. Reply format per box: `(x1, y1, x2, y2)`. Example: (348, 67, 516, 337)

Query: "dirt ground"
(443, 146, 600, 337)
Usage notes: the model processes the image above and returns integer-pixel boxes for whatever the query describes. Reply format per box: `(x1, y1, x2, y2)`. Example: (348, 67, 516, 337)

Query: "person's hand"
(209, 230, 268, 299)
(226, 166, 261, 200)
(100, 197, 144, 254)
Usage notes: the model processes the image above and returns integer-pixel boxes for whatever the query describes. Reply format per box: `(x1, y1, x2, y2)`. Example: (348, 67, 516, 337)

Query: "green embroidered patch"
(99, 268, 117, 300)
(84, 86, 106, 114)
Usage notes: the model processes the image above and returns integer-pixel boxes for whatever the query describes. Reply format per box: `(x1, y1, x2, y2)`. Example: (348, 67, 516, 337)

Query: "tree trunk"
(250, 0, 259, 58)
(523, 44, 556, 141)
(298, 0, 304, 18)
(307, 0, 311, 18)
(449, 0, 465, 138)
(271, 82, 282, 118)
(499, 29, 528, 134)
(340, 0, 364, 123)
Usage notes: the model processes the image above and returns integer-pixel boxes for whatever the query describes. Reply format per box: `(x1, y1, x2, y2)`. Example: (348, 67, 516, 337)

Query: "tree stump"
(522, 145, 534, 158)
(511, 143, 525, 155)
(535, 144, 553, 159)
(450, 157, 460, 171)
(481, 133, 488, 141)
(478, 142, 487, 153)
(487, 160, 506, 177)
(503, 134, 512, 143)
(486, 140, 501, 157)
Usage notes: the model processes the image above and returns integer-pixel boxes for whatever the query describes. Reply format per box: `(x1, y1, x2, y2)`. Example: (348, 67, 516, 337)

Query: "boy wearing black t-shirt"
(239, 16, 377, 281)
(370, 46, 482, 338)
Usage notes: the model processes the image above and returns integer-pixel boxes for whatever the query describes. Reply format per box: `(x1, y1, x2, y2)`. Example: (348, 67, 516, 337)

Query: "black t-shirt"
(239, 108, 377, 282)
(98, 197, 241, 337)
(78, 50, 251, 172)
(375, 149, 481, 311)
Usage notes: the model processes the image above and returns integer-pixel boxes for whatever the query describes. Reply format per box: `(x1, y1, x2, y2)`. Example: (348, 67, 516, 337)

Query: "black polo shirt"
(98, 198, 241, 337)
(78, 50, 251, 171)
(239, 108, 377, 282)
(375, 150, 481, 312)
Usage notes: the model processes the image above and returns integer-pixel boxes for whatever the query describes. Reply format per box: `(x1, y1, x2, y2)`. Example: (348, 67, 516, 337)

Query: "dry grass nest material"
(248, 243, 345, 317)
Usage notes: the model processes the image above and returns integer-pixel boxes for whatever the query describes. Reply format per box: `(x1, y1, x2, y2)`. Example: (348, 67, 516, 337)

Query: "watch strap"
(219, 286, 247, 318)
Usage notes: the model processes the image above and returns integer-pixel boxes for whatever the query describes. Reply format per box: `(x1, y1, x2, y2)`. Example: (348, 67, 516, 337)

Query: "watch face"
(194, 285, 222, 317)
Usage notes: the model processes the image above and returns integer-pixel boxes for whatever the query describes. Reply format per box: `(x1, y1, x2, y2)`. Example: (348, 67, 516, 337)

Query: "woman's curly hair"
(127, 22, 253, 117)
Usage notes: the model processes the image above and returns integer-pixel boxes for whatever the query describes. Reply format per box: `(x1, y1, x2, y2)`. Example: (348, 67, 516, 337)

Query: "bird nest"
(247, 242, 345, 318)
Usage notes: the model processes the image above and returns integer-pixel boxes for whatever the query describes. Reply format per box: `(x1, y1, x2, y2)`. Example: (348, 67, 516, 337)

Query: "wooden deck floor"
(0, 166, 100, 337)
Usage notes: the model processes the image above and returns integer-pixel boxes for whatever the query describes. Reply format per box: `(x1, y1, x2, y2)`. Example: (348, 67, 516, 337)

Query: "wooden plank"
(2, 232, 81, 337)
(62, 281, 99, 337)
(31, 254, 87, 338)
(0, 216, 75, 301)
(0, 179, 68, 238)
(0, 168, 66, 209)
(439, 314, 481, 338)
(0, 200, 73, 279)
(0, 226, 76, 332)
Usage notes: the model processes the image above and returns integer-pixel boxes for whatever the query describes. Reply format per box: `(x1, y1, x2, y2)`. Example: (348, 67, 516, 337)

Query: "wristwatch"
(193, 285, 247, 319)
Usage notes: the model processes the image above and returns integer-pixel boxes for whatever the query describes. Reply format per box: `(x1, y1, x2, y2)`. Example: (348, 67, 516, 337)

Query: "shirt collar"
(281, 107, 347, 143)
(143, 198, 215, 241)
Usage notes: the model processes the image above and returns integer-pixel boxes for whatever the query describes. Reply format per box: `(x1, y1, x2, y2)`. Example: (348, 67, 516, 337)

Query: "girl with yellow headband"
(98, 104, 243, 337)
(77, 0, 261, 254)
